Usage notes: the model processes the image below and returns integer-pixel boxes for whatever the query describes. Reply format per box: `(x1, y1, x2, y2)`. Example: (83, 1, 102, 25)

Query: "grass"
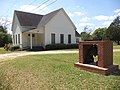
(0, 48, 11, 54)
(113, 45, 120, 49)
(0, 53, 120, 90)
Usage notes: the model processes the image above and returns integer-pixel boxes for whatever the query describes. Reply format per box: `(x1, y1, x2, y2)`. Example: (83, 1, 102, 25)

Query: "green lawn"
(0, 53, 120, 90)
(113, 45, 120, 49)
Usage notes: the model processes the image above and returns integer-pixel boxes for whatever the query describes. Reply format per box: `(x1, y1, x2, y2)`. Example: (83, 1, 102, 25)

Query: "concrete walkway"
(0, 50, 78, 62)
(0, 49, 120, 62)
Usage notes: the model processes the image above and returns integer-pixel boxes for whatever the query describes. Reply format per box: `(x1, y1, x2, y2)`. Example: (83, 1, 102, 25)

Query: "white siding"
(44, 10, 76, 45)
(12, 14, 22, 48)
(22, 32, 28, 48)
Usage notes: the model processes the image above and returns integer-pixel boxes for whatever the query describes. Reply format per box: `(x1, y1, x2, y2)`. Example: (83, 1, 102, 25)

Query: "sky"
(0, 0, 120, 34)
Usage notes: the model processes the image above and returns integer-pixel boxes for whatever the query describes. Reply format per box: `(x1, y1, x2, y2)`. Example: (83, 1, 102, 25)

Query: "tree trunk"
(117, 41, 120, 45)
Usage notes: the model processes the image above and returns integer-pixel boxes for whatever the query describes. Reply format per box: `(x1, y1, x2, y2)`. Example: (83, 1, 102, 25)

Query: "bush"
(10, 46, 20, 51)
(29, 46, 44, 51)
(67, 44, 78, 49)
(45, 44, 78, 50)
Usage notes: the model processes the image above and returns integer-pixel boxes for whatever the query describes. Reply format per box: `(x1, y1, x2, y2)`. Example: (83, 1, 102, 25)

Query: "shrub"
(29, 46, 44, 51)
(10, 46, 20, 51)
(45, 44, 78, 50)
(67, 44, 78, 49)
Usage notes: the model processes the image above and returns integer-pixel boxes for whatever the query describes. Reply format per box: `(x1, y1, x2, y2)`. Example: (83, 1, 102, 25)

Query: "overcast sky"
(0, 0, 120, 34)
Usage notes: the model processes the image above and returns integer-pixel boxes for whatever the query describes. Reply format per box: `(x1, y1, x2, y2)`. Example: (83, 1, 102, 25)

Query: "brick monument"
(74, 41, 119, 75)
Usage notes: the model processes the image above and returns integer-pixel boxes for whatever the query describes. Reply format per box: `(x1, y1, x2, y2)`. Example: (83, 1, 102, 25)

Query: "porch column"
(30, 33, 32, 49)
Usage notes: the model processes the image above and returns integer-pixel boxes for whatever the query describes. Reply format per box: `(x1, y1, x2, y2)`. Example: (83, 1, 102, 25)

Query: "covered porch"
(22, 28, 45, 50)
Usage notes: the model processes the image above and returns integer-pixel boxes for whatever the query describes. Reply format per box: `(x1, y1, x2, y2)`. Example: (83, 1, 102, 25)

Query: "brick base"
(74, 62, 119, 75)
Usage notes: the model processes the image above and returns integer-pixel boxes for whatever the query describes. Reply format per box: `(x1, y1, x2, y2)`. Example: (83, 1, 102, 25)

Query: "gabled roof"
(15, 10, 43, 28)
(15, 9, 61, 29)
(14, 8, 76, 31)
(37, 8, 62, 27)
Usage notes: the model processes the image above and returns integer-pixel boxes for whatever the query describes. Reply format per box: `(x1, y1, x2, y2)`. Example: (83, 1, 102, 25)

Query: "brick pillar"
(98, 43, 104, 67)
(103, 41, 113, 67)
(79, 43, 84, 63)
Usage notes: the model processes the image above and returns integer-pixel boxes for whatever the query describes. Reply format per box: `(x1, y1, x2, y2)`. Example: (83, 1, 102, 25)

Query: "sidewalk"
(0, 50, 78, 62)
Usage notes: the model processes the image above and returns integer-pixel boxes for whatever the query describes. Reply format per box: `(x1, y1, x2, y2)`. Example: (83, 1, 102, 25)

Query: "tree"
(0, 26, 12, 47)
(81, 32, 93, 41)
(0, 26, 7, 33)
(92, 28, 107, 40)
(80, 26, 93, 41)
(106, 16, 120, 45)
(0, 32, 8, 47)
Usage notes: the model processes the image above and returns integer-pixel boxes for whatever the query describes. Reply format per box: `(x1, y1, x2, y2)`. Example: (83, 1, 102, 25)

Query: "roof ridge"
(15, 10, 44, 16)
